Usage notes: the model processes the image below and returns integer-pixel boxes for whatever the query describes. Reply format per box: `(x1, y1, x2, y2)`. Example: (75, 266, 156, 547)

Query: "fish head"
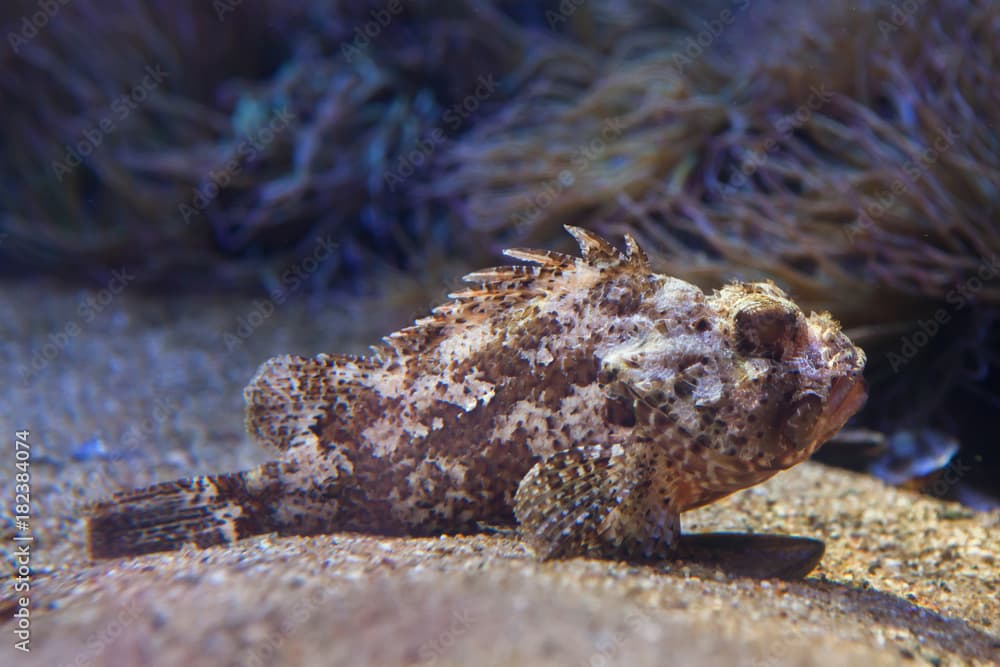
(712, 281, 867, 470)
(598, 277, 866, 478)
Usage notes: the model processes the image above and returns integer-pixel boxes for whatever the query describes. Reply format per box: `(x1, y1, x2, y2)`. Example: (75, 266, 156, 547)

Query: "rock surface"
(1, 281, 998, 666)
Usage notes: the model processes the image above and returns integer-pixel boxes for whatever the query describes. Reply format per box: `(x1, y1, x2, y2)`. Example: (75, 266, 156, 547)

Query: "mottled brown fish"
(86, 227, 867, 561)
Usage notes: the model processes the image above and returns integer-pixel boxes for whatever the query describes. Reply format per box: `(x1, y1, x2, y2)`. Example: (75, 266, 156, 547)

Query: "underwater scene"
(1, 0, 998, 665)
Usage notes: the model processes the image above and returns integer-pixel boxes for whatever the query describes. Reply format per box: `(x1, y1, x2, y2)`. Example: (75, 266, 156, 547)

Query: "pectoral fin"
(515, 445, 628, 560)
(514, 439, 681, 561)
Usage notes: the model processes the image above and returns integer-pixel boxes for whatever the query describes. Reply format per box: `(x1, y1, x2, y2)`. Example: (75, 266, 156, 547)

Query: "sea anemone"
(430, 0, 1000, 500)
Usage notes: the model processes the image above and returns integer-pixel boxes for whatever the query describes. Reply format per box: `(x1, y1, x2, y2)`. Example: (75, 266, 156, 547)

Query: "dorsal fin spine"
(564, 225, 621, 265)
(363, 227, 642, 361)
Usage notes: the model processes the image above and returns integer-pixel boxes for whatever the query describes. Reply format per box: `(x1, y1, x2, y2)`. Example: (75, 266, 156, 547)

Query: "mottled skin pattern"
(86, 227, 867, 561)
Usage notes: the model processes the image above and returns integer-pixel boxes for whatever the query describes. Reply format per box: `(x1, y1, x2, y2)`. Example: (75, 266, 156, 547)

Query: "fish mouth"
(808, 375, 868, 452)
(767, 374, 867, 471)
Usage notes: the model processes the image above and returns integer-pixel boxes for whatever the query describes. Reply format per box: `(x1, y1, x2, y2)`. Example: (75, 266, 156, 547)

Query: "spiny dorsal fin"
(244, 353, 377, 452)
(456, 265, 564, 299)
(373, 227, 646, 361)
(443, 288, 544, 306)
(564, 225, 621, 265)
(502, 247, 577, 268)
(373, 283, 539, 358)
(623, 233, 649, 270)
(461, 264, 541, 285)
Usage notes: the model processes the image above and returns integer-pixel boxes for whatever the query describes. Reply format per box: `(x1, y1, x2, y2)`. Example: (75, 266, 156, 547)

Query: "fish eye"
(734, 300, 802, 361)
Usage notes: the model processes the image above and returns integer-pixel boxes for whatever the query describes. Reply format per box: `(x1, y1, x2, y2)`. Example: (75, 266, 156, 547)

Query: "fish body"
(86, 227, 866, 560)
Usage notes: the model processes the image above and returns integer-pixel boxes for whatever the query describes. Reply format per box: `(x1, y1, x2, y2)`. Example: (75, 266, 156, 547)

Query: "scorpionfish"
(87, 227, 867, 560)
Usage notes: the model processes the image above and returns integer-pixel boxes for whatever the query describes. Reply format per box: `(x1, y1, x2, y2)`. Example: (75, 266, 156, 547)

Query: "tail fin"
(85, 462, 285, 559)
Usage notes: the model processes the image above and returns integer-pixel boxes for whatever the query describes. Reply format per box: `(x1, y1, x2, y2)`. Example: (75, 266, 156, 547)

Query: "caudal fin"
(85, 462, 285, 559)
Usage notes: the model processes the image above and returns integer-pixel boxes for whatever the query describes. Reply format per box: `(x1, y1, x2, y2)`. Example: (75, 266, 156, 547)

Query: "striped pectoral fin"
(85, 462, 285, 559)
(514, 441, 682, 561)
(514, 444, 627, 560)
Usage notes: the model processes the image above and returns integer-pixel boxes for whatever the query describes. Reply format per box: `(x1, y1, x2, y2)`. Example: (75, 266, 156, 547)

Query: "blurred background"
(1, 0, 998, 509)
